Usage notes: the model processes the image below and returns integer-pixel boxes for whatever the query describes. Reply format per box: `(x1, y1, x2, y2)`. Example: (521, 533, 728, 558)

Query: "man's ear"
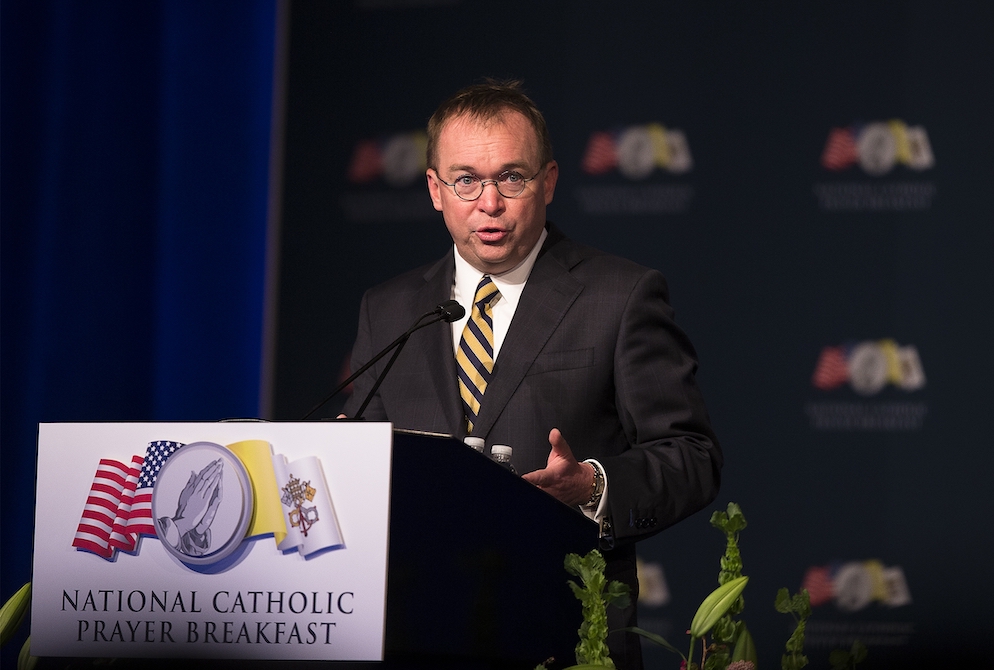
(543, 160, 559, 205)
(426, 169, 444, 212)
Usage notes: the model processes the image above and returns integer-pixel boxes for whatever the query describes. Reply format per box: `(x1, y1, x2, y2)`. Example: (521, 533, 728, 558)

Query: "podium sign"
(31, 422, 393, 661)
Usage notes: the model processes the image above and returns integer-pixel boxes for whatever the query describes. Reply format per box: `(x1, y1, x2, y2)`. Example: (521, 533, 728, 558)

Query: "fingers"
(522, 429, 595, 506)
(522, 428, 574, 487)
(548, 428, 571, 456)
(198, 478, 224, 533)
(522, 468, 551, 486)
(178, 471, 197, 500)
(547, 428, 578, 466)
(193, 460, 223, 498)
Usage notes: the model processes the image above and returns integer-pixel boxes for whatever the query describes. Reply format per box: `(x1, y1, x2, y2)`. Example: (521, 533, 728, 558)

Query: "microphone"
(434, 299, 466, 322)
(301, 300, 464, 420)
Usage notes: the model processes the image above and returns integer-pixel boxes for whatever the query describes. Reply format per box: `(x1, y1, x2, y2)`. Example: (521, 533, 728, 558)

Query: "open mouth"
(475, 228, 508, 243)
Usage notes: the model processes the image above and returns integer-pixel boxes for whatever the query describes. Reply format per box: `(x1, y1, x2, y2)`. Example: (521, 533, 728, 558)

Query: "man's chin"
(469, 252, 515, 275)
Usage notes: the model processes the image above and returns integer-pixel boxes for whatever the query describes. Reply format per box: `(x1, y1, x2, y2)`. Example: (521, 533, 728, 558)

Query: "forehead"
(436, 111, 540, 169)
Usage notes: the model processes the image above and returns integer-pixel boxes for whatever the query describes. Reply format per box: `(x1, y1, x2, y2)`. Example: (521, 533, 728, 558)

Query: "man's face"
(427, 111, 558, 275)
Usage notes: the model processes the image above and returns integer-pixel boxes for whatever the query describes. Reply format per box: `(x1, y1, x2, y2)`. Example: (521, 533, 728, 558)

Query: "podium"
(384, 431, 598, 667)
(30, 424, 597, 670)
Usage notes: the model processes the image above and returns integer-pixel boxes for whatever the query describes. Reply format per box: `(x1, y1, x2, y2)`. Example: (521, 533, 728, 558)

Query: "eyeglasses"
(435, 168, 541, 201)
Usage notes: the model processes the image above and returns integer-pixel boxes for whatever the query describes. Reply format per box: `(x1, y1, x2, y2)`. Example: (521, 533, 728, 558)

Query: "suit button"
(649, 517, 657, 526)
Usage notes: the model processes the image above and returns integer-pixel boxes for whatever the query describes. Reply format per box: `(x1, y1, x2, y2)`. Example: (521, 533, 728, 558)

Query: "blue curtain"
(0, 0, 278, 630)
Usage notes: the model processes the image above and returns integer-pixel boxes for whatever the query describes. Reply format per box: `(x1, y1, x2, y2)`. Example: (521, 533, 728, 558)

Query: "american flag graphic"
(820, 127, 859, 171)
(802, 565, 835, 606)
(72, 457, 142, 559)
(72, 440, 184, 559)
(107, 454, 143, 553)
(581, 131, 618, 175)
(812, 345, 850, 390)
(347, 139, 383, 184)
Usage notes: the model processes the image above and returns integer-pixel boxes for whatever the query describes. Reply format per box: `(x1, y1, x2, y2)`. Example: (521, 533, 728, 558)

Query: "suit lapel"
(416, 251, 464, 436)
(473, 229, 584, 437)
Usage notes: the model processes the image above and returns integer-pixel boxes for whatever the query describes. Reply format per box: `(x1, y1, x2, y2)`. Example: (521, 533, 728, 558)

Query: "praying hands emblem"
(156, 459, 224, 557)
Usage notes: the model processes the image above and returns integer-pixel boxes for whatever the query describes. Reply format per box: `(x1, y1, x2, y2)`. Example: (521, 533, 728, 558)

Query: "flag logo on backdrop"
(814, 120, 936, 211)
(341, 130, 435, 222)
(811, 339, 925, 395)
(821, 121, 934, 176)
(576, 122, 695, 215)
(72, 439, 343, 567)
(582, 124, 693, 178)
(802, 560, 912, 611)
(347, 131, 427, 187)
(801, 560, 915, 653)
(805, 339, 928, 431)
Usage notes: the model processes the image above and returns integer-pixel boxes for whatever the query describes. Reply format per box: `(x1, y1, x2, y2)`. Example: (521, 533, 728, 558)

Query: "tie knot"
(474, 276, 500, 309)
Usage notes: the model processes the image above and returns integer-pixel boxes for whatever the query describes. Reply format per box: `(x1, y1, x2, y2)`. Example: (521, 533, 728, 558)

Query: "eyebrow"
(445, 161, 532, 175)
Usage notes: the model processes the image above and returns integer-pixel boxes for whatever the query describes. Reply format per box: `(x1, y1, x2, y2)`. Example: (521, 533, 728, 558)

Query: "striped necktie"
(456, 275, 501, 434)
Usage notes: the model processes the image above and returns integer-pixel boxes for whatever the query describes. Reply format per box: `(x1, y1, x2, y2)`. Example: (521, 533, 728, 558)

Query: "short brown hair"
(426, 79, 554, 171)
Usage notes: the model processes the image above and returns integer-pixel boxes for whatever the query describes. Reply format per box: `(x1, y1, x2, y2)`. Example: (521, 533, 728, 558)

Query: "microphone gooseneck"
(300, 301, 464, 420)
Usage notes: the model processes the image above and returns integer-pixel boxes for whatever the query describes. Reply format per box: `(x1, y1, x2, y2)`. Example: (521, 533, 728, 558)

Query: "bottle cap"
(463, 436, 485, 452)
(491, 444, 512, 457)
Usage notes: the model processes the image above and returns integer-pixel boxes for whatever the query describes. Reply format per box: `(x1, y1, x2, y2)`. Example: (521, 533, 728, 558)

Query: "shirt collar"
(452, 227, 548, 293)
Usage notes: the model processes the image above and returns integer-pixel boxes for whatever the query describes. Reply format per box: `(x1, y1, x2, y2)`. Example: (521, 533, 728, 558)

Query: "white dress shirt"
(449, 228, 608, 520)
(450, 228, 547, 361)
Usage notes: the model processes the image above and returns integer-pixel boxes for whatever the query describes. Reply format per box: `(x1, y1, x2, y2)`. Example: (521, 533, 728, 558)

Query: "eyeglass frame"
(432, 166, 545, 201)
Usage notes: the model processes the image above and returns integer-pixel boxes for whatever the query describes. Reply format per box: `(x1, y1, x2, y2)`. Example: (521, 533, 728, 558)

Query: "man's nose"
(476, 181, 505, 215)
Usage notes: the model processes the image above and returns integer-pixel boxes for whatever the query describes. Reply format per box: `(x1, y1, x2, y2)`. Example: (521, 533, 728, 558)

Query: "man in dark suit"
(342, 81, 721, 669)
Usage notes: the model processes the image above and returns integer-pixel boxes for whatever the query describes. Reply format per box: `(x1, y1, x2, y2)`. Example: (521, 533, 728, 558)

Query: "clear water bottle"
(463, 436, 485, 453)
(490, 445, 516, 474)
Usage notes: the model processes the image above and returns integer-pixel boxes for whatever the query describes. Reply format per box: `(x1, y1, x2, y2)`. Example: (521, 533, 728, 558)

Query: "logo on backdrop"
(821, 122, 934, 176)
(635, 556, 671, 607)
(805, 339, 927, 431)
(341, 130, 436, 223)
(631, 556, 675, 649)
(73, 439, 343, 567)
(575, 123, 695, 215)
(802, 560, 912, 611)
(813, 120, 936, 211)
(802, 560, 914, 652)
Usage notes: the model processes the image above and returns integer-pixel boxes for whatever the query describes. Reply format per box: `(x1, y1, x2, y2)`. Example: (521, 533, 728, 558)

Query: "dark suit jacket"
(343, 224, 722, 544)
(342, 224, 721, 668)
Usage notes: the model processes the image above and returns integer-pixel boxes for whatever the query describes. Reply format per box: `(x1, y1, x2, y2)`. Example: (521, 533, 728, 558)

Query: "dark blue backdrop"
(0, 1, 278, 661)
(271, 2, 993, 669)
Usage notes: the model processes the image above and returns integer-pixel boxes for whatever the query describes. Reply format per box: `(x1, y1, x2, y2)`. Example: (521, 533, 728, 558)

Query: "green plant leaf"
(774, 586, 791, 613)
(1, 583, 31, 647)
(17, 636, 36, 670)
(603, 581, 631, 609)
(828, 649, 849, 669)
(782, 651, 809, 670)
(620, 626, 685, 658)
(792, 590, 812, 618)
(711, 502, 747, 534)
(566, 549, 628, 667)
(731, 623, 757, 664)
(690, 575, 748, 638)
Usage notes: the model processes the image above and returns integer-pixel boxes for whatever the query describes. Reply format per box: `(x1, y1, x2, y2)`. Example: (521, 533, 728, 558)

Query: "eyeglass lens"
(454, 172, 527, 199)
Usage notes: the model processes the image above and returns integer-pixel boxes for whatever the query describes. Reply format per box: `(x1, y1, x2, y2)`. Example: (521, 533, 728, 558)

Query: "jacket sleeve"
(600, 269, 722, 544)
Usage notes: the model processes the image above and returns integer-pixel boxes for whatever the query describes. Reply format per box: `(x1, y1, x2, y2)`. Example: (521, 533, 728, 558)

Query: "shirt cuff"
(581, 458, 608, 521)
